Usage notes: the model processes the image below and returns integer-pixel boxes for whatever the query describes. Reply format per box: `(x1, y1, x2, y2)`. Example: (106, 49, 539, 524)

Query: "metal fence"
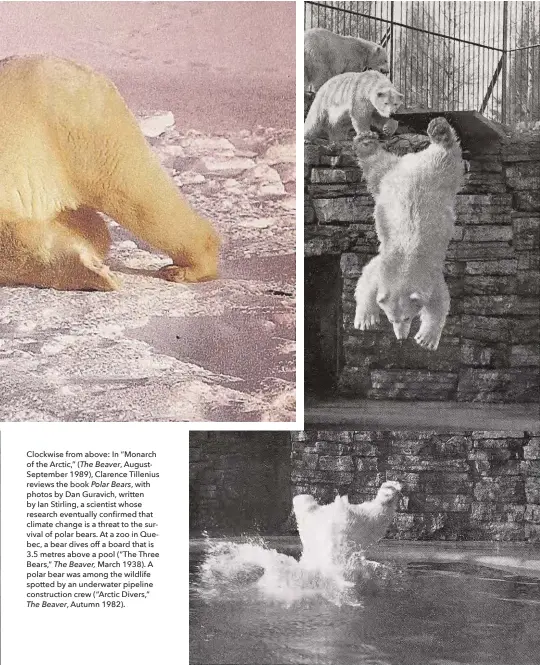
(304, 1, 540, 126)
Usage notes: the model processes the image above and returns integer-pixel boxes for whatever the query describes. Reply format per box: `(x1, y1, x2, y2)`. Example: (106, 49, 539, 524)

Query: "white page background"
(1, 423, 188, 665)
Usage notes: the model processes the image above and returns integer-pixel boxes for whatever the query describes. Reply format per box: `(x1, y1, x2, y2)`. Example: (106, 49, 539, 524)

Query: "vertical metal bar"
(404, 1, 408, 107)
(454, 2, 461, 111)
(502, 1, 508, 124)
(389, 1, 395, 80)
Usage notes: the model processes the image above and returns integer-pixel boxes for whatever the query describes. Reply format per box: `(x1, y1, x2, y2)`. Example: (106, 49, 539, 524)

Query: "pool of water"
(190, 539, 540, 665)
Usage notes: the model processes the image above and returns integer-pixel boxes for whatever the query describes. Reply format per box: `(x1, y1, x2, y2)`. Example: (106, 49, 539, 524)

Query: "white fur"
(353, 119, 464, 350)
(304, 71, 403, 142)
(293, 482, 402, 573)
(304, 28, 389, 92)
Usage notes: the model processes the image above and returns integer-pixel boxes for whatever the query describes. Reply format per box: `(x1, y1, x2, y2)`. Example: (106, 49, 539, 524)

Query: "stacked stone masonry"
(305, 105, 540, 402)
(291, 430, 540, 542)
(189, 432, 291, 534)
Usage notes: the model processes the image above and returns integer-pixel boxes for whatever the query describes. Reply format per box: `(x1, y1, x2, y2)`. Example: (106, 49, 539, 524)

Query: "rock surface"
(304, 120, 540, 404)
(0, 114, 296, 422)
(291, 430, 540, 542)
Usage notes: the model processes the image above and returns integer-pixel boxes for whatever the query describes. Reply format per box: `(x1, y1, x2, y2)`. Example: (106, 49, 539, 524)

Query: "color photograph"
(0, 1, 296, 422)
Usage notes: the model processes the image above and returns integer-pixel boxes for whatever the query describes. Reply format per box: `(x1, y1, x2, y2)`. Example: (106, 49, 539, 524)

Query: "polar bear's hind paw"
(427, 117, 456, 149)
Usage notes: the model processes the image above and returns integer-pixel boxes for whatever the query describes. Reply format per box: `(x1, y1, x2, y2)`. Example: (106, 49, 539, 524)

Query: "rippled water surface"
(190, 539, 540, 665)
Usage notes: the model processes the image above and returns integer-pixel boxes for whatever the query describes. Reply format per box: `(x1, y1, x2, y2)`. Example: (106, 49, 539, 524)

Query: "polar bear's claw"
(355, 313, 380, 330)
(414, 328, 441, 351)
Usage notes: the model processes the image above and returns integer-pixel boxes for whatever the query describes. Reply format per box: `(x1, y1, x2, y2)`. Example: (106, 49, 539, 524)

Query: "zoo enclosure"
(304, 1, 540, 126)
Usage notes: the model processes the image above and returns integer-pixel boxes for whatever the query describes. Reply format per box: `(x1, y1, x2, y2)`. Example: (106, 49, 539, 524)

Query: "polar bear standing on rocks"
(0, 55, 219, 291)
(304, 70, 403, 142)
(353, 118, 464, 350)
(304, 28, 389, 92)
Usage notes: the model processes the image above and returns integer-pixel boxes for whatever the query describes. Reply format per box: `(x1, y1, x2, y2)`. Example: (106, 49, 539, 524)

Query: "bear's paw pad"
(382, 118, 399, 136)
(427, 117, 453, 143)
(156, 264, 192, 283)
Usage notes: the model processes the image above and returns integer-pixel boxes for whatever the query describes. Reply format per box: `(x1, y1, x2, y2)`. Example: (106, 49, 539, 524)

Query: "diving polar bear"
(0, 55, 219, 291)
(353, 118, 464, 350)
(293, 482, 402, 574)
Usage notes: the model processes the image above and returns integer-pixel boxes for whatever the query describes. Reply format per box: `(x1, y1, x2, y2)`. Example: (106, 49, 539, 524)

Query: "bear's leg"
(414, 275, 450, 351)
(327, 110, 353, 141)
(304, 101, 326, 141)
(354, 255, 381, 330)
(0, 210, 120, 291)
(350, 114, 372, 138)
(88, 149, 219, 283)
(57, 207, 111, 260)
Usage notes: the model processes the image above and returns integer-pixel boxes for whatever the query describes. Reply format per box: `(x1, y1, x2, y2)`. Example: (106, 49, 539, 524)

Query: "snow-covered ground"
(0, 3, 296, 421)
(0, 121, 295, 422)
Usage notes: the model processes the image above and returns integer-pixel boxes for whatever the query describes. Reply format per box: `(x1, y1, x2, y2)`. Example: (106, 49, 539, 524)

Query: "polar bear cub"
(304, 28, 389, 92)
(353, 118, 464, 350)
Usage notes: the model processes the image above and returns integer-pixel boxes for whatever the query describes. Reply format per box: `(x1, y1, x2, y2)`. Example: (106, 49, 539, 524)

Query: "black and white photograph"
(304, 1, 540, 431)
(189, 429, 540, 665)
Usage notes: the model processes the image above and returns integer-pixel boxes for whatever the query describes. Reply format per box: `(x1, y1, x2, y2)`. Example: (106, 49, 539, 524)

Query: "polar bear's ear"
(409, 292, 424, 304)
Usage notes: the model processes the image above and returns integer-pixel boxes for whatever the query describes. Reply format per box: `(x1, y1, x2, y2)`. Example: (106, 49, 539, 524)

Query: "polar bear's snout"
(391, 320, 412, 340)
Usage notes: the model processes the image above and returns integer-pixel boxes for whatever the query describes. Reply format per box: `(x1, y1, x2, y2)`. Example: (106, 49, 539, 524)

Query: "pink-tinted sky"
(0, 1, 295, 131)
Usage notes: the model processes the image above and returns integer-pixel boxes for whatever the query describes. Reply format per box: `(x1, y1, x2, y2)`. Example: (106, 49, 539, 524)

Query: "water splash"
(195, 532, 399, 607)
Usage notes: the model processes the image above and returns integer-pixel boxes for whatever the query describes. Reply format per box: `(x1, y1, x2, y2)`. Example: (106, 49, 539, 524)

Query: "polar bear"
(293, 482, 402, 573)
(353, 118, 464, 350)
(304, 70, 403, 141)
(0, 55, 219, 291)
(304, 28, 389, 93)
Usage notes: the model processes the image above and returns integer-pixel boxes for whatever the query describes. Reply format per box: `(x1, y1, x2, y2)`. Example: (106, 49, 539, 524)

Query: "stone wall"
(189, 431, 291, 534)
(305, 117, 540, 402)
(291, 430, 540, 542)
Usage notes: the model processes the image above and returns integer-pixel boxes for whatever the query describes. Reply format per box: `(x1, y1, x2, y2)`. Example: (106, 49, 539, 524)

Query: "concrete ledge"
(305, 398, 540, 430)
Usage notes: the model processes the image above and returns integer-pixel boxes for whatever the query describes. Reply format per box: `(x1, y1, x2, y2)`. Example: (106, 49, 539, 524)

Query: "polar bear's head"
(370, 83, 404, 118)
(367, 44, 390, 75)
(374, 255, 431, 340)
(376, 290, 425, 340)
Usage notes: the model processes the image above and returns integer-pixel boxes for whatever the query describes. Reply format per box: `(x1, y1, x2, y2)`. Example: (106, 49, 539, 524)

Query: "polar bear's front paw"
(414, 326, 442, 351)
(382, 118, 399, 136)
(354, 308, 380, 331)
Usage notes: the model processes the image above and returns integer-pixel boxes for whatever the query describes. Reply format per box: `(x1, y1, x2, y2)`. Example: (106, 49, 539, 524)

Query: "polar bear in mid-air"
(353, 117, 464, 350)
(304, 27, 389, 93)
(0, 55, 219, 291)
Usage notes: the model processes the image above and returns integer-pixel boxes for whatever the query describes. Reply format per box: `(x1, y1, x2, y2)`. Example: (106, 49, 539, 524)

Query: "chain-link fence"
(305, 1, 540, 127)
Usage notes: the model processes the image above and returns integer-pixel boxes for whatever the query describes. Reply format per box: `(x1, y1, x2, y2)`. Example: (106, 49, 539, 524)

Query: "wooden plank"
(395, 110, 507, 149)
